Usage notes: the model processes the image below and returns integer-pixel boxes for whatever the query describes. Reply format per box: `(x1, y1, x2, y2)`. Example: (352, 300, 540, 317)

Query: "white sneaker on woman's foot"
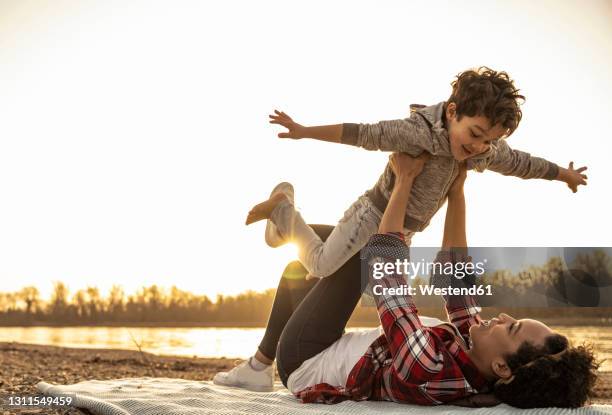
(213, 358, 274, 392)
(265, 182, 294, 247)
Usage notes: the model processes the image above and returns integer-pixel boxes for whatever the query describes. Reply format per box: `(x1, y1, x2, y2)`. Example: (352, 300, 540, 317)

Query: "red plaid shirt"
(296, 233, 491, 405)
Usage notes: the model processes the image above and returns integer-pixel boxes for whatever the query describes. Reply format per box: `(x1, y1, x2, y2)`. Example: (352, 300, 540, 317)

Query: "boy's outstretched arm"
(269, 110, 432, 155)
(269, 110, 343, 143)
(481, 139, 588, 193)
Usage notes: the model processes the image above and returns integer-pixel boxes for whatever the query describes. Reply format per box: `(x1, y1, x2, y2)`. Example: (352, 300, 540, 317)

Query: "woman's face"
(470, 313, 554, 376)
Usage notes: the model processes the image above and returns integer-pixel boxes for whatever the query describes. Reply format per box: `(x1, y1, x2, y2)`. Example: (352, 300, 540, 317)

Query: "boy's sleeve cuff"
(544, 162, 560, 180)
(340, 123, 360, 146)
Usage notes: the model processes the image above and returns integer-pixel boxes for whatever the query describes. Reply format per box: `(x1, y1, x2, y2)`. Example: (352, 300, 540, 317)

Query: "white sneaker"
(265, 182, 294, 248)
(213, 359, 274, 392)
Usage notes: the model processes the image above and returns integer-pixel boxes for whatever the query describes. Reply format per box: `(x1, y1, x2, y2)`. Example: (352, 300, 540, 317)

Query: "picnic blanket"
(37, 377, 612, 415)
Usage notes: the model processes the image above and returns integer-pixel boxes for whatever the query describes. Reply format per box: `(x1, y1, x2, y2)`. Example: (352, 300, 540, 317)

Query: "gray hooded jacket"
(341, 102, 559, 232)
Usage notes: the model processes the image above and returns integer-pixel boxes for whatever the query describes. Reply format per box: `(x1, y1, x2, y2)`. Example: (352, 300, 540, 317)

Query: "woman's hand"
(378, 152, 429, 234)
(389, 152, 430, 181)
(448, 162, 467, 198)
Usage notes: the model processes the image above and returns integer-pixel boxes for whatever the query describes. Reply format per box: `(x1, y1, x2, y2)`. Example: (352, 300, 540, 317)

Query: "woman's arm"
(363, 153, 448, 391)
(436, 164, 483, 341)
(442, 164, 467, 249)
(378, 153, 429, 234)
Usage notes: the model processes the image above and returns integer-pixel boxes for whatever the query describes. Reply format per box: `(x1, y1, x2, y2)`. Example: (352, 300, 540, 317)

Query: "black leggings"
(256, 224, 367, 387)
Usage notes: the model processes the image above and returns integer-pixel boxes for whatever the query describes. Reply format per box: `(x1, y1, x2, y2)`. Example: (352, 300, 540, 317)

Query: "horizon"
(4, 245, 612, 303)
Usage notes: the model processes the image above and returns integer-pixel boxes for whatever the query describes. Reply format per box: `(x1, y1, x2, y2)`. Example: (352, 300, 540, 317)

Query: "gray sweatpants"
(270, 194, 414, 278)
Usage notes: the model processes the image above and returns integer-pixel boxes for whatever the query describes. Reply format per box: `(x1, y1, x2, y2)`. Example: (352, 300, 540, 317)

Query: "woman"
(214, 153, 598, 408)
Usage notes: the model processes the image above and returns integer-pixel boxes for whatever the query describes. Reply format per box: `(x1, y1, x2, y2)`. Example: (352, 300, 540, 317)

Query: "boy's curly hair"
(493, 334, 600, 408)
(448, 66, 525, 137)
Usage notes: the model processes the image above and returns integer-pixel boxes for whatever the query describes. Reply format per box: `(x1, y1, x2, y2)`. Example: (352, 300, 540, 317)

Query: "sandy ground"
(1, 342, 610, 415)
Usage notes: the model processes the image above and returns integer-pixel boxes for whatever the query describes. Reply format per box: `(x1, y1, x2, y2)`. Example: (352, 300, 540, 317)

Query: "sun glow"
(263, 242, 301, 280)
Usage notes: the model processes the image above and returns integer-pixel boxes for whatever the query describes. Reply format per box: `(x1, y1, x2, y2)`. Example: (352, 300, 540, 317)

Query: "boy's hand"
(269, 110, 305, 139)
(560, 161, 588, 193)
(448, 162, 468, 198)
(389, 152, 430, 181)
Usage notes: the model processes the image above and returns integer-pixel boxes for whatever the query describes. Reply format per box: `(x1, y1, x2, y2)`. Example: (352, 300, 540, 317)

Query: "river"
(1, 325, 610, 370)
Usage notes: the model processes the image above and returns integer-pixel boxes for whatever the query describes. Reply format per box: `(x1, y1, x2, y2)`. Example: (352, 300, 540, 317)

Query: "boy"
(247, 67, 588, 279)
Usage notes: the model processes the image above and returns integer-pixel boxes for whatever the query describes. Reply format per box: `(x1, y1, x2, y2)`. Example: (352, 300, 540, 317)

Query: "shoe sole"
(264, 182, 294, 248)
(212, 377, 274, 393)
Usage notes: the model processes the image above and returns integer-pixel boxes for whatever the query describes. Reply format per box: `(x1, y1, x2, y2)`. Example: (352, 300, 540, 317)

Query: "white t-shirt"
(287, 315, 454, 394)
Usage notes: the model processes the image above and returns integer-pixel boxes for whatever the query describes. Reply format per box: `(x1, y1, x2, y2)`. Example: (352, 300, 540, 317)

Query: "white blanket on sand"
(37, 377, 611, 415)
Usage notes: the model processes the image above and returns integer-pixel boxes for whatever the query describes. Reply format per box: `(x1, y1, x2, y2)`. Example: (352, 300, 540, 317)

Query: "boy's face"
(446, 102, 508, 161)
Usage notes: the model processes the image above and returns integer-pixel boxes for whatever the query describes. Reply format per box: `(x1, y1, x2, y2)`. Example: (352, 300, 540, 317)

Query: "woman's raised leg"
(275, 239, 365, 386)
(214, 225, 364, 391)
(256, 225, 334, 361)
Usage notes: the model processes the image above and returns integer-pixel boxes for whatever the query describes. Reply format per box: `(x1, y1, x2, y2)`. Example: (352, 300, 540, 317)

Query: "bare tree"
(107, 284, 126, 320)
(49, 281, 69, 318)
(72, 289, 88, 319)
(18, 286, 41, 316)
(86, 286, 102, 321)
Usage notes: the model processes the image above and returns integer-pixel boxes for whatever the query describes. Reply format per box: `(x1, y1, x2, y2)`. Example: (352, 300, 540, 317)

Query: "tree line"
(1, 250, 610, 326)
(0, 282, 280, 325)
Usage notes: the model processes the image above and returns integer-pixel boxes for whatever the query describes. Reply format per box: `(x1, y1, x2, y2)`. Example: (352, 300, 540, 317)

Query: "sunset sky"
(0, 0, 611, 302)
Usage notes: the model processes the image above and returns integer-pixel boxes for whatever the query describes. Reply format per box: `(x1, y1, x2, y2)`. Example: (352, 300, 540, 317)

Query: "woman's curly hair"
(447, 66, 525, 137)
(493, 334, 600, 408)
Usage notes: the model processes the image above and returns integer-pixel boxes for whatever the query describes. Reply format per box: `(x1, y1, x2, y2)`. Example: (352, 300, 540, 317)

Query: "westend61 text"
(372, 284, 493, 296)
